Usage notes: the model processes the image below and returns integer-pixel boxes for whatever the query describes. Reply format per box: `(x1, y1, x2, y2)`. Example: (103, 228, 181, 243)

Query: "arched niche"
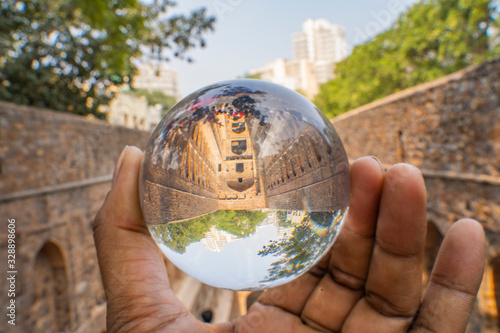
(29, 241, 71, 332)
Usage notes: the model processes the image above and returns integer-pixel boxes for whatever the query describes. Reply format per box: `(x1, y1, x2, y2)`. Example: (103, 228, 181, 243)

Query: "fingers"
(256, 269, 325, 315)
(329, 156, 386, 287)
(300, 156, 385, 330)
(343, 163, 428, 332)
(93, 146, 191, 331)
(258, 157, 384, 318)
(233, 302, 318, 333)
(410, 219, 485, 333)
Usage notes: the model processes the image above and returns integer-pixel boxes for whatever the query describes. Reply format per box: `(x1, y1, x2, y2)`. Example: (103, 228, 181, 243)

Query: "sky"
(158, 224, 285, 290)
(165, 0, 420, 97)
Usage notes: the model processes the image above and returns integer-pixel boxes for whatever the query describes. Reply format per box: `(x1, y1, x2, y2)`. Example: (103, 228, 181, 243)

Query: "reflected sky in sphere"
(141, 79, 350, 290)
(150, 209, 346, 290)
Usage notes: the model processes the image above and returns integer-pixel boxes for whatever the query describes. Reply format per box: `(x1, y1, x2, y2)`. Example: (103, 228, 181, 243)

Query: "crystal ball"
(140, 79, 349, 291)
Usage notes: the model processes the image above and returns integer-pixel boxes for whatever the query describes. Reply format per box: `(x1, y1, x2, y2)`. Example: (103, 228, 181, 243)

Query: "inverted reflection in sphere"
(140, 79, 349, 291)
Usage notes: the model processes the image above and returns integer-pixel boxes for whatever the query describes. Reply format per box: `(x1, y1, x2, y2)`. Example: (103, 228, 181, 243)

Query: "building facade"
(293, 18, 347, 72)
(106, 93, 162, 131)
(105, 62, 179, 131)
(249, 58, 319, 98)
(251, 19, 347, 98)
(1, 60, 498, 332)
(132, 62, 180, 100)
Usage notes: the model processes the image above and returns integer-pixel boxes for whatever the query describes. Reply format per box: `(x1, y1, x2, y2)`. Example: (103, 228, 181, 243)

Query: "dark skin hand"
(93, 146, 486, 332)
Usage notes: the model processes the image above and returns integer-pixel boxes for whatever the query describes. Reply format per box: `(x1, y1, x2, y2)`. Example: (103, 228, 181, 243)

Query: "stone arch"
(423, 221, 443, 286)
(30, 241, 71, 332)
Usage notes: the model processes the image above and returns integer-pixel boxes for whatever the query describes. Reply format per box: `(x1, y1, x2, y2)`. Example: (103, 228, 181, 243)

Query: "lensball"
(140, 79, 349, 291)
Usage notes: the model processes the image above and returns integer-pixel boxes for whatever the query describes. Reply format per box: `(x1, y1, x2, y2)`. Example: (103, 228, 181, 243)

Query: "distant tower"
(250, 19, 347, 98)
(292, 19, 347, 84)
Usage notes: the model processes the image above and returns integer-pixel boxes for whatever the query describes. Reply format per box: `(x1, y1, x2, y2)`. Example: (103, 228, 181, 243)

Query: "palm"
(93, 147, 485, 333)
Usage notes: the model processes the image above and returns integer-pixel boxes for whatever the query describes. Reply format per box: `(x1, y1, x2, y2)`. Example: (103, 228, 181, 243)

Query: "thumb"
(93, 146, 188, 331)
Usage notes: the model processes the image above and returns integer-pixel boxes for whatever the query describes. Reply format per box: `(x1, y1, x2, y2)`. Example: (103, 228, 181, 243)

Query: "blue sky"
(167, 0, 419, 97)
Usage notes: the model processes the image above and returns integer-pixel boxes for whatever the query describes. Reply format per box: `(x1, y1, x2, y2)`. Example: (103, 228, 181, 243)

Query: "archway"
(30, 241, 71, 331)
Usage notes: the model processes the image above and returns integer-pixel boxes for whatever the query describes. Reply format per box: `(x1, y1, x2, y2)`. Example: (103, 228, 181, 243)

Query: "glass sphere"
(140, 79, 349, 291)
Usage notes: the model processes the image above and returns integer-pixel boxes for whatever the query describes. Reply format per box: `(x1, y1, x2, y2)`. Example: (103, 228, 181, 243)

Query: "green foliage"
(217, 210, 267, 237)
(315, 0, 500, 118)
(0, 0, 215, 117)
(259, 224, 319, 280)
(258, 210, 344, 281)
(154, 215, 212, 254)
(154, 209, 267, 254)
(126, 88, 177, 115)
(243, 72, 262, 79)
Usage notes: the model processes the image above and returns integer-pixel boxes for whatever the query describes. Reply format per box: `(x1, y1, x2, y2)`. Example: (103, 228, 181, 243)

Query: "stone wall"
(0, 103, 240, 332)
(332, 59, 500, 332)
(0, 58, 499, 332)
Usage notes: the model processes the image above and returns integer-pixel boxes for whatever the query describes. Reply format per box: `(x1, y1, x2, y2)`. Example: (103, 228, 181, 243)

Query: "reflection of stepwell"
(142, 99, 349, 224)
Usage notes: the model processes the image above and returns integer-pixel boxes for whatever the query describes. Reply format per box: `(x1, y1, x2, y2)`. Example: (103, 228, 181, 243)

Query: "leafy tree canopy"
(315, 0, 500, 118)
(153, 209, 267, 254)
(126, 88, 177, 115)
(0, 0, 215, 118)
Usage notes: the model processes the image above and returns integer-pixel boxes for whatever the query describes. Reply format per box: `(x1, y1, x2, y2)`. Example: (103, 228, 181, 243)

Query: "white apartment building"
(249, 58, 319, 98)
(293, 19, 347, 84)
(293, 19, 347, 65)
(201, 226, 238, 252)
(251, 19, 347, 98)
(105, 62, 178, 131)
(132, 62, 180, 100)
(107, 93, 162, 131)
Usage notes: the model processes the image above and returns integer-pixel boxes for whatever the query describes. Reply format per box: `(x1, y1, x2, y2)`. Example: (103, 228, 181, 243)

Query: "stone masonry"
(0, 58, 499, 332)
(332, 59, 500, 332)
(0, 103, 241, 332)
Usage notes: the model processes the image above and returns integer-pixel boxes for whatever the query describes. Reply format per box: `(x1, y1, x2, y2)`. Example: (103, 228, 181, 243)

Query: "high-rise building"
(293, 19, 347, 84)
(250, 19, 347, 98)
(293, 19, 347, 64)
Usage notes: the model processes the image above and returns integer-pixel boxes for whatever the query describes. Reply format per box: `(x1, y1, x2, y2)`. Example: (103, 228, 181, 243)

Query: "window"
(236, 163, 244, 173)
(232, 122, 245, 134)
(231, 140, 247, 155)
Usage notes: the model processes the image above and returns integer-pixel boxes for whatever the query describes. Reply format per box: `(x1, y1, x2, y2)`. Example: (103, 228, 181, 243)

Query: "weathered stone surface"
(0, 104, 240, 332)
(0, 58, 499, 332)
(333, 59, 500, 333)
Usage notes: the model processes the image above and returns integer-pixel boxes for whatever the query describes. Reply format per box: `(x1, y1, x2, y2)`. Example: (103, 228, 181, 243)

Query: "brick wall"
(0, 103, 152, 332)
(332, 59, 500, 332)
(0, 58, 499, 332)
(0, 102, 150, 193)
(0, 102, 245, 332)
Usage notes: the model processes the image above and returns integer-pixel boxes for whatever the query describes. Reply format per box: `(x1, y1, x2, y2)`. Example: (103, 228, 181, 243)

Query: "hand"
(93, 146, 485, 332)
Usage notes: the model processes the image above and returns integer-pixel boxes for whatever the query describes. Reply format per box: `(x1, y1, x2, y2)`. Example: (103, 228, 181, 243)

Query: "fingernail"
(368, 156, 386, 171)
(369, 156, 383, 167)
(112, 146, 129, 185)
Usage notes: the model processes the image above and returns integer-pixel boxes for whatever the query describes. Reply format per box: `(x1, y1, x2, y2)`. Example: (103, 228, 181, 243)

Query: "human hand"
(93, 146, 485, 332)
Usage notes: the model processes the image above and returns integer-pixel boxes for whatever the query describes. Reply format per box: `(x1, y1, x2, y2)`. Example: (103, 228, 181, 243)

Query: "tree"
(217, 210, 267, 237)
(0, 0, 215, 118)
(315, 0, 500, 118)
(258, 212, 340, 282)
(126, 88, 177, 116)
(153, 209, 267, 254)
